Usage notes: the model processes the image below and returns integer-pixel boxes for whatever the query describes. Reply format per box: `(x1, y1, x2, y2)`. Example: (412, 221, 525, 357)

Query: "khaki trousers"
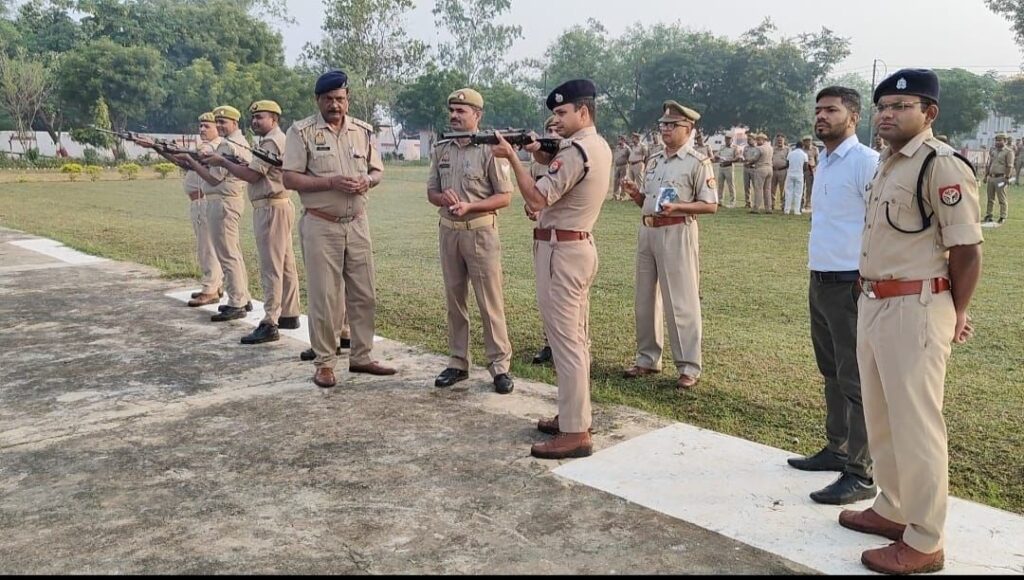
(743, 168, 754, 207)
(857, 288, 955, 554)
(772, 169, 787, 211)
(189, 197, 223, 295)
(253, 199, 301, 325)
(534, 236, 598, 433)
(206, 195, 250, 308)
(299, 212, 376, 369)
(986, 179, 1009, 219)
(752, 167, 772, 211)
(717, 165, 735, 206)
(613, 164, 628, 198)
(439, 222, 512, 377)
(629, 162, 646, 189)
(634, 222, 702, 377)
(803, 170, 815, 210)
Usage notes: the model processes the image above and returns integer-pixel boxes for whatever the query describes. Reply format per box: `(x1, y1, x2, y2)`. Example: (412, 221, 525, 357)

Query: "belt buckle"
(643, 215, 654, 226)
(861, 280, 877, 299)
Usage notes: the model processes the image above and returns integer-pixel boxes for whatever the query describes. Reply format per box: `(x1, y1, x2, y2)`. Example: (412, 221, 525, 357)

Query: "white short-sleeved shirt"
(786, 148, 808, 178)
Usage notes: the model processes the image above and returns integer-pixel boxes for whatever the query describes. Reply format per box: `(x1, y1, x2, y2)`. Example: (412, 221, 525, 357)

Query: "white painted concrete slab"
(165, 288, 383, 344)
(9, 239, 108, 265)
(553, 423, 1024, 575)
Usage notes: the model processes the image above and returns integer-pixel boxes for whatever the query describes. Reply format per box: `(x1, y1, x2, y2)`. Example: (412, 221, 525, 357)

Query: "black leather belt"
(811, 270, 860, 283)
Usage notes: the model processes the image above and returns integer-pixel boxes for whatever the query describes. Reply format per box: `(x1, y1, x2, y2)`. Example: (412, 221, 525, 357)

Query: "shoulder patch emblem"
(548, 159, 563, 174)
(706, 176, 717, 190)
(939, 184, 962, 206)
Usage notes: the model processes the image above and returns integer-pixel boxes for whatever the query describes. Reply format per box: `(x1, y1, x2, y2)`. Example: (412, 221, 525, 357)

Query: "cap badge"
(554, 93, 564, 104)
(896, 78, 907, 90)
(457, 92, 465, 100)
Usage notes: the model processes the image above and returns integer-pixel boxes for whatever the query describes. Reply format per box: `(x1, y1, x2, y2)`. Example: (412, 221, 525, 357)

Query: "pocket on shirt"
(883, 186, 922, 231)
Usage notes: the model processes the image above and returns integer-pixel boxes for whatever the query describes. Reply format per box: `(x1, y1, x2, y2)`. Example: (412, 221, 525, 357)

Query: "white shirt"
(808, 134, 880, 272)
(786, 148, 808, 177)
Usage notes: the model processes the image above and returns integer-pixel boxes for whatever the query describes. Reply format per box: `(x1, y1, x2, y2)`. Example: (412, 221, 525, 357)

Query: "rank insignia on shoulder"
(939, 184, 962, 206)
(549, 159, 563, 174)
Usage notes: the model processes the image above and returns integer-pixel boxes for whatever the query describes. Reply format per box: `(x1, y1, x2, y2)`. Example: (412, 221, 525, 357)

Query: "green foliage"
(986, 0, 1024, 48)
(117, 162, 140, 180)
(70, 97, 115, 151)
(994, 76, 1024, 125)
(153, 162, 177, 178)
(480, 82, 542, 131)
(393, 67, 469, 133)
(81, 147, 102, 166)
(60, 161, 82, 181)
(84, 164, 102, 181)
(432, 0, 522, 85)
(932, 69, 999, 139)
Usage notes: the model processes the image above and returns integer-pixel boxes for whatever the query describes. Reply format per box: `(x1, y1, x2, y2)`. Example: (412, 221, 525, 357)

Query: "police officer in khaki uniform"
(620, 101, 718, 390)
(1014, 138, 1024, 183)
(138, 113, 225, 307)
(742, 135, 758, 208)
(838, 69, 983, 575)
(771, 133, 789, 210)
(182, 105, 254, 322)
(529, 115, 560, 365)
(203, 100, 302, 345)
(750, 133, 773, 214)
(282, 70, 397, 389)
(714, 134, 739, 208)
(628, 132, 648, 187)
(612, 136, 630, 201)
(492, 79, 612, 459)
(983, 132, 1013, 224)
(427, 88, 515, 394)
(801, 135, 818, 211)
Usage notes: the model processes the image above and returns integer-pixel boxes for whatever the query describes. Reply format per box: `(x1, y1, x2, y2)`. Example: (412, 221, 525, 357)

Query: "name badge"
(316, 146, 331, 151)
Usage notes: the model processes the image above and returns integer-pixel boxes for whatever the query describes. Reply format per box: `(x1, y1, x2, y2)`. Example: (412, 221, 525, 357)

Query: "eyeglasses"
(873, 101, 924, 114)
(658, 121, 691, 129)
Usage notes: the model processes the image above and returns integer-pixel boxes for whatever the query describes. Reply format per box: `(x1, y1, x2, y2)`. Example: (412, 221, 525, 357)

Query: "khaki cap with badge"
(448, 88, 484, 109)
(213, 105, 241, 121)
(198, 112, 215, 123)
(249, 100, 282, 115)
(658, 100, 700, 124)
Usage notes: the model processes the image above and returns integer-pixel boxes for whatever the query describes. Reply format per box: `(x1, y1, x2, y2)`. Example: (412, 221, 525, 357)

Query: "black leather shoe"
(787, 447, 847, 472)
(983, 215, 993, 223)
(278, 316, 300, 330)
(300, 338, 350, 361)
(434, 368, 469, 388)
(241, 322, 280, 345)
(300, 348, 316, 361)
(532, 346, 552, 365)
(218, 301, 253, 313)
(494, 373, 514, 395)
(211, 306, 247, 322)
(810, 473, 877, 505)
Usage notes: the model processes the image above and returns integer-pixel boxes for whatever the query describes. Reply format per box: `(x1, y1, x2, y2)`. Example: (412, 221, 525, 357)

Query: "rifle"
(225, 136, 282, 167)
(89, 126, 245, 167)
(440, 129, 560, 156)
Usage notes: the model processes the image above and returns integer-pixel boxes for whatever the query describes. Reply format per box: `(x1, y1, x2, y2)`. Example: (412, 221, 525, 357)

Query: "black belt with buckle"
(811, 270, 860, 283)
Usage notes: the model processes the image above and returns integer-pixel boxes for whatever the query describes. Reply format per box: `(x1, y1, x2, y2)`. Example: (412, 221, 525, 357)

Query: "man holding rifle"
(202, 100, 302, 345)
(427, 88, 515, 394)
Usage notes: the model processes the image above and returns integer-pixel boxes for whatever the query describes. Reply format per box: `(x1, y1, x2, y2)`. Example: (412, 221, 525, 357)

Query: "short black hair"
(815, 86, 862, 116)
(572, 97, 596, 121)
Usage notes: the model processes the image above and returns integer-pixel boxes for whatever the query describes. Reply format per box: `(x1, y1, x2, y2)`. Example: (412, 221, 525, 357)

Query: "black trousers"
(808, 272, 873, 479)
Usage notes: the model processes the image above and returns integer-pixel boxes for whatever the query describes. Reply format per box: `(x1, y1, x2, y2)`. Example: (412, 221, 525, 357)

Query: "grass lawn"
(1, 165, 1022, 514)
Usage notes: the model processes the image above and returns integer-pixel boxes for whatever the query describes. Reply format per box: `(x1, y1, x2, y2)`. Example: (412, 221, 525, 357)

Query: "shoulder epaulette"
(686, 148, 709, 162)
(292, 115, 317, 131)
(350, 117, 374, 133)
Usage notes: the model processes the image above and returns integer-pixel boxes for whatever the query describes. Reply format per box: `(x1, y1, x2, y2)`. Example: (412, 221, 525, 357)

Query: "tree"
(985, 0, 1024, 49)
(932, 68, 999, 138)
(70, 96, 116, 157)
(393, 68, 470, 134)
(11, 0, 83, 55)
(432, 0, 522, 85)
(479, 82, 542, 131)
(56, 38, 167, 130)
(303, 0, 428, 124)
(994, 76, 1024, 124)
(0, 47, 55, 152)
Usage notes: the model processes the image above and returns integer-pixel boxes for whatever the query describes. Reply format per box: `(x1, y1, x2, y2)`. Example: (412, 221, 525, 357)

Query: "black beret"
(873, 69, 939, 104)
(315, 70, 349, 96)
(546, 79, 598, 111)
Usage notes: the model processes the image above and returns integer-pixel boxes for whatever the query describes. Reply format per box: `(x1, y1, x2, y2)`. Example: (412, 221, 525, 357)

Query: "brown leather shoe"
(861, 541, 944, 575)
(676, 374, 699, 390)
(191, 288, 223, 299)
(313, 367, 336, 389)
(623, 366, 660, 379)
(349, 361, 397, 376)
(839, 508, 906, 542)
(537, 415, 594, 435)
(531, 431, 593, 459)
(187, 293, 220, 307)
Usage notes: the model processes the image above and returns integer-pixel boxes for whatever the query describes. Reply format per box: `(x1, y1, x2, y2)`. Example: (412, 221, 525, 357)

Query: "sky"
(277, 0, 1023, 81)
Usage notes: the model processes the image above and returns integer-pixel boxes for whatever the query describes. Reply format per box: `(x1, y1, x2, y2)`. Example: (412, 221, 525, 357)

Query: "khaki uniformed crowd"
(142, 66, 984, 575)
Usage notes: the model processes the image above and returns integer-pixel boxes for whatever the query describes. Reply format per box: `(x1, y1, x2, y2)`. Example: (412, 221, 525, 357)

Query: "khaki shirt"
(805, 145, 819, 174)
(282, 113, 383, 218)
(772, 146, 789, 170)
(694, 144, 713, 160)
(755, 144, 774, 168)
(641, 145, 718, 215)
(628, 143, 648, 164)
(530, 159, 549, 181)
(535, 126, 613, 232)
(987, 146, 1014, 177)
(427, 139, 513, 221)
(717, 145, 738, 163)
(742, 145, 759, 167)
(202, 130, 253, 197)
(613, 145, 630, 166)
(248, 126, 289, 202)
(184, 136, 221, 194)
(860, 129, 983, 281)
